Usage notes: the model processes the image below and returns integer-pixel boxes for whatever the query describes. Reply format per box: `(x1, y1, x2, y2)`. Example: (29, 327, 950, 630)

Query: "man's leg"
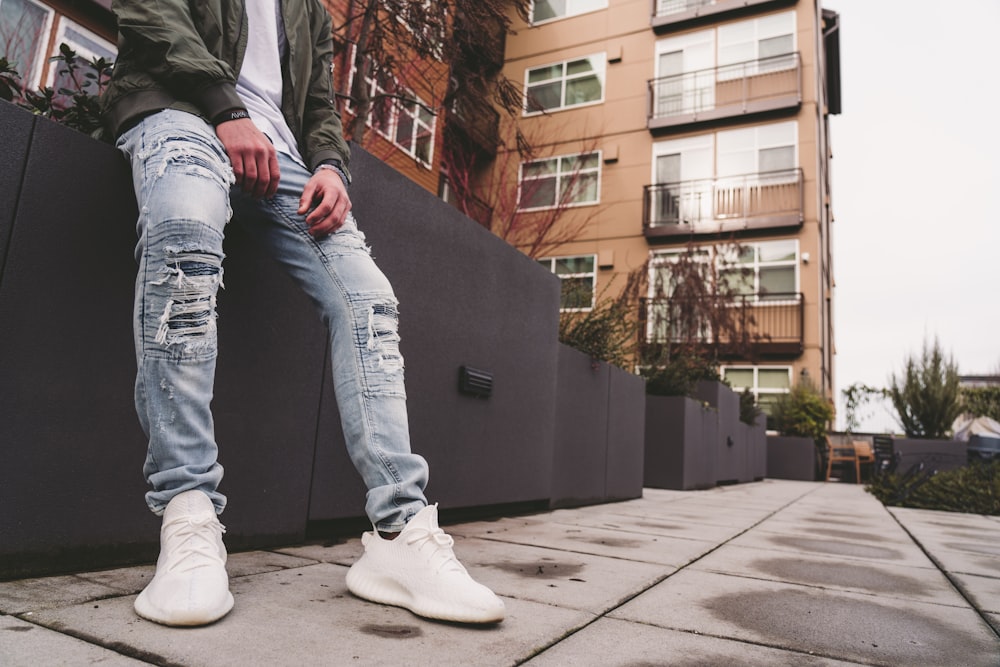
(117, 109, 234, 626)
(232, 154, 504, 622)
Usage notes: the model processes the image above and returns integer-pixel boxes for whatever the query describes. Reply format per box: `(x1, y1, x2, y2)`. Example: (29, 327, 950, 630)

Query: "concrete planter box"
(767, 436, 819, 481)
(550, 345, 645, 508)
(891, 438, 967, 474)
(644, 395, 717, 490)
(695, 380, 753, 484)
(0, 101, 562, 577)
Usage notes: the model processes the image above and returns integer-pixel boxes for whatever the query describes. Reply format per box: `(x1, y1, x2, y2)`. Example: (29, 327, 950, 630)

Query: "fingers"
(299, 171, 352, 238)
(216, 119, 279, 199)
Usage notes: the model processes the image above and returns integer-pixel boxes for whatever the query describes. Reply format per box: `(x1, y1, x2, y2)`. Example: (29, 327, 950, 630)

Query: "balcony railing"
(639, 292, 804, 358)
(643, 168, 803, 239)
(445, 96, 501, 158)
(647, 53, 801, 131)
(652, 0, 794, 30)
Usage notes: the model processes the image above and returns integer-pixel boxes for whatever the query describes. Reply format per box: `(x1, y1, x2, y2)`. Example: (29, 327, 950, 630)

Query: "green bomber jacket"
(100, 0, 351, 178)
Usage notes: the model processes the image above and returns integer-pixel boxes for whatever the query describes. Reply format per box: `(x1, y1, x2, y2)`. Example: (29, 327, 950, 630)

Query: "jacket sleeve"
(112, 0, 245, 121)
(301, 5, 352, 179)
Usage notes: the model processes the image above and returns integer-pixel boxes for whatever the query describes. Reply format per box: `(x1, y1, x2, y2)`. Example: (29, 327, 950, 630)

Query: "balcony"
(444, 95, 501, 159)
(639, 292, 805, 359)
(647, 53, 801, 132)
(651, 0, 797, 32)
(643, 168, 803, 239)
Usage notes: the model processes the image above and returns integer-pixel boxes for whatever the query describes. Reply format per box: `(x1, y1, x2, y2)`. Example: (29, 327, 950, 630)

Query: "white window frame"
(716, 121, 798, 179)
(717, 11, 797, 80)
(346, 49, 437, 168)
(518, 150, 601, 211)
(0, 0, 55, 90)
(523, 53, 606, 115)
(538, 254, 597, 311)
(530, 0, 607, 25)
(718, 239, 800, 303)
(721, 365, 792, 416)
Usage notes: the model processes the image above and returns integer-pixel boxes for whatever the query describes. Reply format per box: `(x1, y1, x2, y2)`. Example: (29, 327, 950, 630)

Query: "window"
(525, 54, 605, 114)
(0, 0, 54, 90)
(348, 52, 437, 166)
(718, 11, 795, 76)
(716, 121, 797, 177)
(538, 255, 596, 310)
(519, 152, 600, 210)
(722, 366, 791, 421)
(531, 0, 607, 24)
(719, 240, 798, 301)
(47, 18, 116, 108)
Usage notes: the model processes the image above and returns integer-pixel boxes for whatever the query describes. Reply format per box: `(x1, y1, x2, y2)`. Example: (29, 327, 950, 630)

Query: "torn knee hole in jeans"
(367, 301, 404, 373)
(152, 248, 224, 351)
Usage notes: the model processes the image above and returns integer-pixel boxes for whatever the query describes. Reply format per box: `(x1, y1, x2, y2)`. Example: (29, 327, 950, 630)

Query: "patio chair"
(853, 440, 875, 482)
(825, 437, 860, 483)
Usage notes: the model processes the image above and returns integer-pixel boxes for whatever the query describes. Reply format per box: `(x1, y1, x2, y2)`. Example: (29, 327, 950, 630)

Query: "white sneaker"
(134, 490, 234, 626)
(346, 504, 505, 624)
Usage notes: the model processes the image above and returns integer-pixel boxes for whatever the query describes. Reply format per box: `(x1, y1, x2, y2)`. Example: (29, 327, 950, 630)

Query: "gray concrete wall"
(550, 345, 646, 508)
(0, 102, 562, 577)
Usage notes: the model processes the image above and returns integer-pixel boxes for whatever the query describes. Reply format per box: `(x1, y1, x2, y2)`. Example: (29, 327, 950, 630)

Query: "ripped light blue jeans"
(117, 109, 428, 532)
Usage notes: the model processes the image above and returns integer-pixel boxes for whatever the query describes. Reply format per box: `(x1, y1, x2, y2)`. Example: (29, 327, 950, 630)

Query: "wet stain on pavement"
(638, 521, 685, 531)
(490, 560, 585, 579)
(807, 527, 891, 543)
(767, 535, 902, 560)
(750, 557, 927, 595)
(571, 536, 643, 549)
(359, 624, 423, 639)
(704, 588, 995, 666)
(944, 542, 1000, 557)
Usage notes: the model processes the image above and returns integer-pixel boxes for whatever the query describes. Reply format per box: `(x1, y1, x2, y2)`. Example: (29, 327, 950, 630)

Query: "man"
(101, 0, 504, 626)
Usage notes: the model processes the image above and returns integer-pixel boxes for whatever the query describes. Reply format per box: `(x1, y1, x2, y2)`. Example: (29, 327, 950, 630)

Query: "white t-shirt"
(235, 0, 304, 164)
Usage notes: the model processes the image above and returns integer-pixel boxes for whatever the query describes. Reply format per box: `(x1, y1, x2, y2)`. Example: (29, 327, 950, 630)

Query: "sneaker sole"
(346, 563, 504, 624)
(134, 590, 234, 627)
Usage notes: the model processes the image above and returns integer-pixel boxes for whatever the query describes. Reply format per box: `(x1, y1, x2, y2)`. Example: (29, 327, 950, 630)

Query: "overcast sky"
(821, 0, 1000, 432)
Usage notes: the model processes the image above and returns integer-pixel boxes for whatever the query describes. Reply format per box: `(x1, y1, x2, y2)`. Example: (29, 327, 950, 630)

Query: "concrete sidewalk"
(2, 480, 998, 666)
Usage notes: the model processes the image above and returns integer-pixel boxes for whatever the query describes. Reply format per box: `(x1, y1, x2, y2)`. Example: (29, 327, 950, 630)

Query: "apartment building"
(495, 0, 841, 415)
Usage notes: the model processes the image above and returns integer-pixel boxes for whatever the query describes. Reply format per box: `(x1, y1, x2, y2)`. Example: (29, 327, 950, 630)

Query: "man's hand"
(298, 168, 352, 238)
(215, 118, 280, 199)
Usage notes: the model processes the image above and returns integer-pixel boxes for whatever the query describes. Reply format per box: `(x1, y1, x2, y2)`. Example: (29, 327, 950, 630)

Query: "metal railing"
(638, 292, 804, 355)
(647, 52, 800, 123)
(652, 0, 785, 23)
(654, 0, 714, 18)
(643, 168, 803, 231)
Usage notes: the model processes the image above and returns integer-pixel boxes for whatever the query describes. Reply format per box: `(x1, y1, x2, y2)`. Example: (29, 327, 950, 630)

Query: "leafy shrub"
(643, 351, 719, 398)
(866, 461, 1000, 515)
(739, 387, 762, 425)
(887, 337, 961, 439)
(559, 291, 637, 371)
(1, 46, 112, 138)
(961, 386, 1000, 422)
(770, 378, 833, 441)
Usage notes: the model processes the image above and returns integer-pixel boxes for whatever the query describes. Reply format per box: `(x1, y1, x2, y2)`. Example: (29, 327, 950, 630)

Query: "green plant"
(771, 378, 833, 441)
(866, 461, 1000, 515)
(961, 386, 1000, 422)
(842, 382, 887, 434)
(558, 270, 642, 370)
(887, 337, 961, 439)
(739, 387, 762, 425)
(1, 45, 112, 138)
(642, 351, 720, 398)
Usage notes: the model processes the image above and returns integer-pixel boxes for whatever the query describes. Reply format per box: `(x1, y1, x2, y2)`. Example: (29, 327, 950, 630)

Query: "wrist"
(212, 108, 250, 126)
(315, 163, 350, 188)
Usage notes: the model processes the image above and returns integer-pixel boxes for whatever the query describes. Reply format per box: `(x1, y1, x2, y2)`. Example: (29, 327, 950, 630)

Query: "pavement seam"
(887, 509, 1000, 641)
(512, 483, 827, 665)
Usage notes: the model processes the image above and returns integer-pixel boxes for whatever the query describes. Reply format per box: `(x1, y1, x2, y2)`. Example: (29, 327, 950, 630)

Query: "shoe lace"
(404, 525, 467, 575)
(162, 513, 226, 574)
